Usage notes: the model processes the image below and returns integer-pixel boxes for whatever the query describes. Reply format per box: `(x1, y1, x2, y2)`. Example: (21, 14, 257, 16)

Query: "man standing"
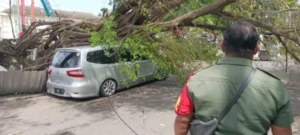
(174, 22, 293, 135)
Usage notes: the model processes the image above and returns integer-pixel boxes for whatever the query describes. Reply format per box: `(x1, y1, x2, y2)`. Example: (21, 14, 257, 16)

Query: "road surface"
(0, 61, 299, 135)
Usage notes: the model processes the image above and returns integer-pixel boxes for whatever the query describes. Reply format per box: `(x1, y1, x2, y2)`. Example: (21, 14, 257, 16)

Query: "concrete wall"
(0, 70, 47, 96)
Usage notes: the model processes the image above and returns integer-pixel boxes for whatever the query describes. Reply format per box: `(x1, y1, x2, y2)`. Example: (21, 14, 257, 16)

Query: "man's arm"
(174, 74, 195, 135)
(271, 125, 292, 135)
(174, 113, 194, 135)
(271, 83, 294, 135)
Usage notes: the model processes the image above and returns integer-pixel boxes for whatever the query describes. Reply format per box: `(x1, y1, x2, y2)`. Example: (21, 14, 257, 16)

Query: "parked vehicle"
(47, 46, 166, 98)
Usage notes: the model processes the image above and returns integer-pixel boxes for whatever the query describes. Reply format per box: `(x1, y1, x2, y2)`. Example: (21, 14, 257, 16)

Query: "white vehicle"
(47, 46, 166, 98)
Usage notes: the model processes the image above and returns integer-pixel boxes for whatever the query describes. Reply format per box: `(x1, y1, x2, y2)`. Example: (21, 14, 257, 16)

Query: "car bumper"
(47, 80, 97, 98)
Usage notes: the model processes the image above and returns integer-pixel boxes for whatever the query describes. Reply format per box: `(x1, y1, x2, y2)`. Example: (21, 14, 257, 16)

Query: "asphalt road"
(0, 77, 182, 135)
(0, 60, 299, 135)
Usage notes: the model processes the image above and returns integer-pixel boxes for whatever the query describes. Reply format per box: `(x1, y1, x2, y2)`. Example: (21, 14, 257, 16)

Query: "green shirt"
(187, 57, 294, 135)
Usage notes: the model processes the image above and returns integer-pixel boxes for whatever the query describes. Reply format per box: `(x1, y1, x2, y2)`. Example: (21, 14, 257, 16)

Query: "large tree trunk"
(0, 0, 190, 70)
(1, 0, 299, 70)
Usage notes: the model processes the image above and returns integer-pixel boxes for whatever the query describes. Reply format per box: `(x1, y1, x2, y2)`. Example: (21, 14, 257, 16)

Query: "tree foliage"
(89, 16, 219, 84)
(88, 0, 300, 84)
(2, 0, 299, 84)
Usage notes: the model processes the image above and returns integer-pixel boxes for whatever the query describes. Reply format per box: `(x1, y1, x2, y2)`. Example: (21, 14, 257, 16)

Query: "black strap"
(217, 68, 257, 122)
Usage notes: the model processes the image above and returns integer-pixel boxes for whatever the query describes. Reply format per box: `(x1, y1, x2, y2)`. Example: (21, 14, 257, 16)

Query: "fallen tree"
(0, 0, 189, 71)
(0, 20, 99, 70)
(0, 0, 299, 76)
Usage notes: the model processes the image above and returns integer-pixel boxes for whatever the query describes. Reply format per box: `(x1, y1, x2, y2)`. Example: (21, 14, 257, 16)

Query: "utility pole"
(17, 0, 25, 38)
(21, 0, 25, 32)
(285, 11, 292, 72)
(286, 49, 288, 72)
(31, 0, 35, 23)
(8, 0, 16, 38)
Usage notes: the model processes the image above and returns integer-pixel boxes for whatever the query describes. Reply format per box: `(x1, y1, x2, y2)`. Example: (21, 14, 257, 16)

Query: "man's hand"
(271, 125, 292, 135)
(174, 113, 194, 135)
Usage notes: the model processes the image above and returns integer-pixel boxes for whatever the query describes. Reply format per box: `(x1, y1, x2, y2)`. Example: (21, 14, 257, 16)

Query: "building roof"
(1, 6, 98, 20)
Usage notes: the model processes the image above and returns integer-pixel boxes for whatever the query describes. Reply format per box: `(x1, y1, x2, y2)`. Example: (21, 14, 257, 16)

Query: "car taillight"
(66, 69, 85, 78)
(47, 68, 52, 75)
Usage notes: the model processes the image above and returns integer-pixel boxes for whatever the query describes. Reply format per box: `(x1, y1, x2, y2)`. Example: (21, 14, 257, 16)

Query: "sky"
(0, 0, 112, 15)
(0, 0, 300, 15)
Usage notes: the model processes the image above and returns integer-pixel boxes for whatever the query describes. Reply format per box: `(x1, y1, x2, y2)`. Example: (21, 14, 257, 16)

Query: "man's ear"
(221, 41, 225, 53)
(254, 45, 260, 54)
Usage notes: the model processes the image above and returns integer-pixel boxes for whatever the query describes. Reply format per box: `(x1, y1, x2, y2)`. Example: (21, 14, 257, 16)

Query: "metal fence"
(0, 70, 47, 96)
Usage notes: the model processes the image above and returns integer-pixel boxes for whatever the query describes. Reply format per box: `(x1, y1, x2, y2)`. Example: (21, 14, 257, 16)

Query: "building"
(0, 6, 98, 39)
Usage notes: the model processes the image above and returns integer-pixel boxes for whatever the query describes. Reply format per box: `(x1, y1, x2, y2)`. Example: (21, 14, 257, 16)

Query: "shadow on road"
(36, 76, 183, 120)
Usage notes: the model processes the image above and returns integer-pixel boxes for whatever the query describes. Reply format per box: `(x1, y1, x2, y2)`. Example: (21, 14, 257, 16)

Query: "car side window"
(87, 50, 116, 64)
(87, 51, 101, 63)
(118, 50, 133, 62)
(117, 51, 147, 62)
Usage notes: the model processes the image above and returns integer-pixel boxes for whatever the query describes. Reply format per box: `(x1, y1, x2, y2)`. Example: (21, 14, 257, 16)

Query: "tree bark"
(275, 35, 300, 63)
(2, 0, 299, 70)
(157, 0, 235, 27)
(219, 12, 300, 47)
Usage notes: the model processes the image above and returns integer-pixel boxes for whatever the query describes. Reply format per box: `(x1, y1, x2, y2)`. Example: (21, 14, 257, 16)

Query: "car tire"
(99, 79, 117, 97)
(156, 69, 167, 81)
(259, 51, 269, 61)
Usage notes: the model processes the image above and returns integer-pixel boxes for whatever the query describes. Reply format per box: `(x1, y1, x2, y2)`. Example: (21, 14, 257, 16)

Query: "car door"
(84, 50, 110, 94)
(137, 58, 155, 82)
(106, 49, 134, 89)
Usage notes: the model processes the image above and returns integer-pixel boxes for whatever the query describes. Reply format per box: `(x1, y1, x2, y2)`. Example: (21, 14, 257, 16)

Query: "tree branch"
(186, 23, 226, 31)
(217, 11, 300, 64)
(275, 35, 300, 63)
(149, 0, 189, 21)
(256, 8, 300, 14)
(157, 0, 236, 27)
(219, 12, 300, 46)
(116, 0, 138, 15)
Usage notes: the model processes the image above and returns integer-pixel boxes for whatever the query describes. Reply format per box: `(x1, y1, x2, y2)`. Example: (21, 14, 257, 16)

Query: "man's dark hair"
(223, 21, 259, 53)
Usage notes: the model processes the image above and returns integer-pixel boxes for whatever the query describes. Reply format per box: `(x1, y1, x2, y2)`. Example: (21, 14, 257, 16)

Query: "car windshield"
(51, 51, 80, 68)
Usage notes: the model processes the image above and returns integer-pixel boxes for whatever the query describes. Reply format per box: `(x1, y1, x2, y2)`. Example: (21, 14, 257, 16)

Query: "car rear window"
(51, 51, 80, 68)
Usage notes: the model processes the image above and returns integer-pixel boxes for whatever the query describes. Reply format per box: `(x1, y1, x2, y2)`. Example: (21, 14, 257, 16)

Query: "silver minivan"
(47, 46, 166, 98)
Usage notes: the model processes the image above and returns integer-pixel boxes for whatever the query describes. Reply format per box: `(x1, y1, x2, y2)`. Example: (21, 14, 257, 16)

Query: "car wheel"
(99, 79, 117, 97)
(156, 69, 167, 81)
(259, 51, 269, 61)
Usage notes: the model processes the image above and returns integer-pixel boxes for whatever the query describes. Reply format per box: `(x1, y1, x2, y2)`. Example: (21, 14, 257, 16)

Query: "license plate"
(54, 88, 65, 94)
